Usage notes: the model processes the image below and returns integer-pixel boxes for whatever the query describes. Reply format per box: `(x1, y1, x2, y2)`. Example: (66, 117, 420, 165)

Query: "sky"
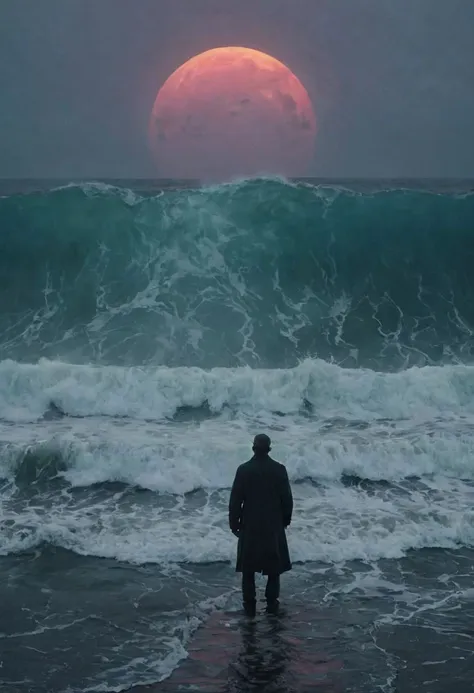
(0, 0, 473, 179)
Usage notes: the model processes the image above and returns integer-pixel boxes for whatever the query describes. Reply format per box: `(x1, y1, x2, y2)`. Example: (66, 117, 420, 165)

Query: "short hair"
(253, 433, 271, 451)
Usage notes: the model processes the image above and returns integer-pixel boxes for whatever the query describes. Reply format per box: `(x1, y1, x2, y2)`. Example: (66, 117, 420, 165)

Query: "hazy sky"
(1, 0, 473, 178)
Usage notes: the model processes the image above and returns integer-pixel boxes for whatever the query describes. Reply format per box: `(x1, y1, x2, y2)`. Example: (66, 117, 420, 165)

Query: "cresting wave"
(1, 357, 474, 423)
(1, 178, 474, 568)
(1, 179, 474, 369)
(1, 358, 474, 494)
(2, 414, 474, 492)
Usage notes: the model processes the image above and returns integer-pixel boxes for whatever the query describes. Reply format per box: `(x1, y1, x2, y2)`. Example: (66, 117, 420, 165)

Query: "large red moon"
(149, 46, 317, 181)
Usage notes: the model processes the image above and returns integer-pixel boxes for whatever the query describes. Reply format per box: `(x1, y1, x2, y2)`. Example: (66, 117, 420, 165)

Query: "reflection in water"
(229, 609, 291, 691)
(228, 607, 342, 692)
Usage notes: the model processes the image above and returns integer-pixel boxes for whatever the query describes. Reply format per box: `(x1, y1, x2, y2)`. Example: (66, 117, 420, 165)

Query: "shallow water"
(2, 545, 474, 692)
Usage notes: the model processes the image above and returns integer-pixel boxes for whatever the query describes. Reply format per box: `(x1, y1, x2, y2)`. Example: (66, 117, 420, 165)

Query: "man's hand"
(232, 529, 240, 538)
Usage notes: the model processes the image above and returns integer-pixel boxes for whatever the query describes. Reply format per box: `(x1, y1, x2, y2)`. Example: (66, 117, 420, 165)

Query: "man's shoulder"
(239, 457, 287, 474)
(269, 457, 287, 472)
(237, 459, 253, 472)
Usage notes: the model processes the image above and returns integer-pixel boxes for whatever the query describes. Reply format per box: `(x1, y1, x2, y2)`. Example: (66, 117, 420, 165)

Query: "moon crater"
(149, 46, 317, 181)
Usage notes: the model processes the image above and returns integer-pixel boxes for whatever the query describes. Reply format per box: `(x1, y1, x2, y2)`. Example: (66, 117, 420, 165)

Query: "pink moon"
(149, 46, 317, 181)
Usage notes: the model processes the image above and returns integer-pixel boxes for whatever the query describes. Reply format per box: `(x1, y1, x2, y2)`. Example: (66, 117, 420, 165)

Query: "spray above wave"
(1, 179, 473, 369)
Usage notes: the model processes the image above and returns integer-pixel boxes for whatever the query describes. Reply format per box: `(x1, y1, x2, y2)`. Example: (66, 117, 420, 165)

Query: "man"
(229, 433, 293, 615)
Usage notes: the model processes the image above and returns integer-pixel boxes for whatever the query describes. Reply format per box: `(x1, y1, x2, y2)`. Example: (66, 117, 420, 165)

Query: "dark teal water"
(1, 178, 474, 369)
(1, 178, 474, 693)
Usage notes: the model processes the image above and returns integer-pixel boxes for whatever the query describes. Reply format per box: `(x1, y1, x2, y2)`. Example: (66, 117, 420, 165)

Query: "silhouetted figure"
(229, 434, 293, 614)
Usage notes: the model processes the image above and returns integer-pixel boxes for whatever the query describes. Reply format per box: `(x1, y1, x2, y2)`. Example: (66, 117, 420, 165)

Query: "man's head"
(252, 433, 271, 455)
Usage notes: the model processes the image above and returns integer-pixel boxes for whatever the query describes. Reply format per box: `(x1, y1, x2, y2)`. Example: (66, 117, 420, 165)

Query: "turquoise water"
(1, 178, 474, 693)
(1, 178, 473, 368)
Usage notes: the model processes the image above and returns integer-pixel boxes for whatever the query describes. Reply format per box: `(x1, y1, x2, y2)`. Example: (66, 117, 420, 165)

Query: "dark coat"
(228, 454, 293, 575)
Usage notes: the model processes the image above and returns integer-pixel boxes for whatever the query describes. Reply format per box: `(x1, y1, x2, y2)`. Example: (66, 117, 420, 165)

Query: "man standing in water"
(229, 434, 293, 615)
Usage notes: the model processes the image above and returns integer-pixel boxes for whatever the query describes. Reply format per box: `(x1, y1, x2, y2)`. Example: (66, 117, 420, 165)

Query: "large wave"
(1, 179, 474, 369)
(1, 358, 474, 495)
(1, 357, 474, 423)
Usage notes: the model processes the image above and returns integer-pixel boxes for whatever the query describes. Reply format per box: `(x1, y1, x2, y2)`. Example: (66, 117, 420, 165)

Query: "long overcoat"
(228, 454, 293, 575)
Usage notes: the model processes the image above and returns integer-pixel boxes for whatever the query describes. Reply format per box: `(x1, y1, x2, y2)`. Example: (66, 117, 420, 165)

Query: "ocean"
(1, 177, 474, 692)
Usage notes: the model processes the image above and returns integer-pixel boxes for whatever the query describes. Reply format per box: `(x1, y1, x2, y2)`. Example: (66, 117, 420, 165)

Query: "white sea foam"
(1, 412, 474, 493)
(78, 594, 230, 693)
(1, 357, 474, 423)
(1, 476, 474, 565)
(1, 357, 474, 566)
(2, 422, 474, 565)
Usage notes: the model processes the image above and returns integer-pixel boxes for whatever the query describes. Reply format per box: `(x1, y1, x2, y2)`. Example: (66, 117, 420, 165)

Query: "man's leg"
(265, 573, 280, 604)
(242, 572, 256, 609)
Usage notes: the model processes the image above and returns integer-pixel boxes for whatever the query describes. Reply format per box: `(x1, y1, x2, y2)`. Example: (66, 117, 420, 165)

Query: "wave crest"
(1, 358, 474, 424)
(1, 180, 473, 368)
